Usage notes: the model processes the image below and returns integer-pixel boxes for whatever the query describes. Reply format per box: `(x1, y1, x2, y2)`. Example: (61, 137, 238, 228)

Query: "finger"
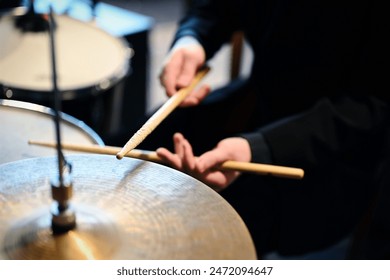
(181, 136, 196, 171)
(203, 171, 230, 189)
(156, 147, 182, 170)
(173, 132, 185, 158)
(196, 148, 230, 173)
(162, 53, 184, 96)
(176, 58, 198, 89)
(204, 168, 240, 187)
(180, 84, 211, 107)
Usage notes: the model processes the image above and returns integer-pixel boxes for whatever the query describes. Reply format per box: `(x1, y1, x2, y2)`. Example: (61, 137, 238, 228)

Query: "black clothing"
(117, 0, 390, 258)
(0, 1, 21, 10)
(174, 0, 389, 169)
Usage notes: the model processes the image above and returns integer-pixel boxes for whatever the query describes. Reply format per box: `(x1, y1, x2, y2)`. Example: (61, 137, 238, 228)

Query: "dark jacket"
(174, 0, 390, 257)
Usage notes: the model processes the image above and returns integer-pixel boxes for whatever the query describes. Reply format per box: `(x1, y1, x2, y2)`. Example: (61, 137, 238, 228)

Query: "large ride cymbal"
(0, 155, 256, 260)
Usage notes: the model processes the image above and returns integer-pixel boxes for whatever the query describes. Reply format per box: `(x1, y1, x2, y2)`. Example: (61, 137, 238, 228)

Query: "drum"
(0, 99, 104, 165)
(0, 154, 257, 259)
(0, 9, 132, 135)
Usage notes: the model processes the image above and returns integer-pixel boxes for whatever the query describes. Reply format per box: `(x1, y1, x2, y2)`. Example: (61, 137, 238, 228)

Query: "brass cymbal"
(0, 155, 256, 260)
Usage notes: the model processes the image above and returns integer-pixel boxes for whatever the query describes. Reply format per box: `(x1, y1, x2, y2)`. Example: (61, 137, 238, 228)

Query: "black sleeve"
(240, 131, 273, 164)
(251, 95, 390, 171)
(172, 0, 240, 59)
(0, 0, 22, 9)
(257, 0, 390, 170)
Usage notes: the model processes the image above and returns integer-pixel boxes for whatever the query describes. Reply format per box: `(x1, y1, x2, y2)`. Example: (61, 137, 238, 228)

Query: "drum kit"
(0, 1, 257, 259)
(0, 1, 132, 135)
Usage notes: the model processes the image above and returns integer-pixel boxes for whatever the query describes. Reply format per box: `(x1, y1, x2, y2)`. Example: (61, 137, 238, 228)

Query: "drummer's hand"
(159, 37, 210, 107)
(156, 133, 252, 191)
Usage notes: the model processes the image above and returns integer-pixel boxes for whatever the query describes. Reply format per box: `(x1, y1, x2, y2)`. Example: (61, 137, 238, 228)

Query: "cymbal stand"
(48, 6, 76, 233)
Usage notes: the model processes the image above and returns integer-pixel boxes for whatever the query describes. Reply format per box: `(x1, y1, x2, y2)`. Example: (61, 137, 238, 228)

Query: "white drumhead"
(0, 99, 104, 165)
(0, 13, 130, 92)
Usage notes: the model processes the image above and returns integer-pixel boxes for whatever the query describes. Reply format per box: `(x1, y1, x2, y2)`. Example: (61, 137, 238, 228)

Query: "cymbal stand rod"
(48, 6, 63, 183)
(48, 6, 76, 232)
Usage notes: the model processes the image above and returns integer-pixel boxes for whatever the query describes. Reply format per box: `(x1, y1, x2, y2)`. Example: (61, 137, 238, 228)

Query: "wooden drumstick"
(29, 140, 305, 179)
(116, 66, 211, 160)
